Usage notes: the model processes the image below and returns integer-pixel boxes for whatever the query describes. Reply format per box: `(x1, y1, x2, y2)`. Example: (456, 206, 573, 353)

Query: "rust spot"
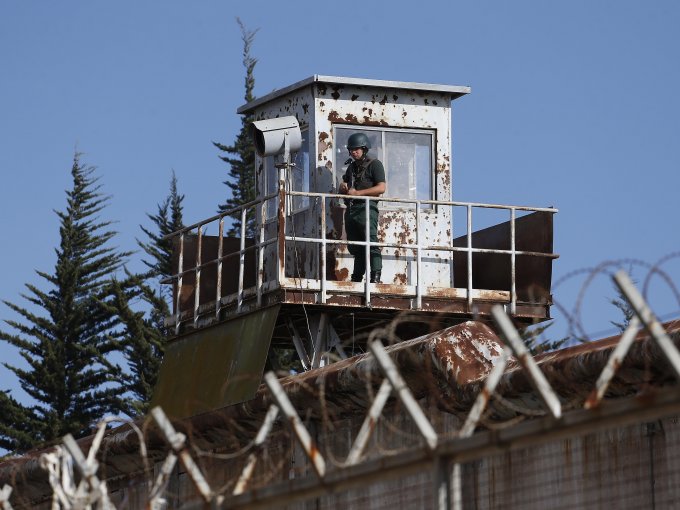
(325, 160, 333, 170)
(433, 100, 438, 106)
(336, 267, 349, 281)
(345, 113, 358, 123)
(368, 416, 377, 432)
(379, 94, 388, 105)
(318, 131, 330, 159)
(361, 116, 390, 127)
(351, 94, 359, 101)
(481, 387, 491, 402)
(368, 108, 373, 116)
(393, 94, 398, 101)
(394, 273, 407, 285)
(424, 98, 429, 105)
(320, 100, 325, 107)
(317, 84, 327, 96)
(584, 390, 601, 410)
(331, 86, 341, 100)
(310, 444, 320, 462)
(302, 103, 309, 114)
(402, 111, 407, 118)
(328, 110, 341, 123)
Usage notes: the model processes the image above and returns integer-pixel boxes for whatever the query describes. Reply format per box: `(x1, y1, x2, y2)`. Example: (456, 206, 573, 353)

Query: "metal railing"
(165, 186, 558, 333)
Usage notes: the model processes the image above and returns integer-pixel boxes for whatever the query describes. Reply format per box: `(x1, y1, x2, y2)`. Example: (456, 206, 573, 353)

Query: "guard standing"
(339, 132, 386, 283)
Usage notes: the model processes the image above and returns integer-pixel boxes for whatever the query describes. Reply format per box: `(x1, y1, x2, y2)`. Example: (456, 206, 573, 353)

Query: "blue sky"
(1, 1, 679, 403)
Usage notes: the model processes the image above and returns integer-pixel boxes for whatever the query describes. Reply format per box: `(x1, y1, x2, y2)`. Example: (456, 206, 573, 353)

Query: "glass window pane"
(385, 131, 433, 206)
(333, 126, 433, 210)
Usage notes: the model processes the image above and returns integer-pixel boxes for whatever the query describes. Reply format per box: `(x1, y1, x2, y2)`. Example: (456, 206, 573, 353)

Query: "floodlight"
(250, 116, 302, 157)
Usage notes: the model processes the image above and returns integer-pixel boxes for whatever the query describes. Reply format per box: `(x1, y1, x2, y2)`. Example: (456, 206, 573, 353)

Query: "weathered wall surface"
(249, 81, 457, 286)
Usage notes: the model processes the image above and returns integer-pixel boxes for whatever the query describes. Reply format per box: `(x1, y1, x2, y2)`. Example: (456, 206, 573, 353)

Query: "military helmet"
(347, 132, 371, 151)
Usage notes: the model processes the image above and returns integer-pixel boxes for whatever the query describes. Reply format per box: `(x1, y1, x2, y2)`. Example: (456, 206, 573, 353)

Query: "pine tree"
(0, 153, 128, 452)
(520, 321, 569, 355)
(102, 275, 167, 416)
(214, 18, 258, 237)
(107, 173, 185, 416)
(138, 171, 185, 291)
(610, 279, 636, 333)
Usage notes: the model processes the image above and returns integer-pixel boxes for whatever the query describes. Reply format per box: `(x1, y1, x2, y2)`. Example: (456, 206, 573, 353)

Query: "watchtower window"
(334, 126, 434, 208)
(264, 129, 309, 219)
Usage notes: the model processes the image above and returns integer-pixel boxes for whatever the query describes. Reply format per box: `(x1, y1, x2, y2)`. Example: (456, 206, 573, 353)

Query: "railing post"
(510, 207, 517, 315)
(174, 232, 184, 335)
(364, 197, 371, 305)
(466, 204, 473, 310)
(277, 166, 287, 287)
(320, 196, 327, 304)
(415, 200, 422, 309)
(216, 216, 224, 320)
(193, 225, 203, 329)
(258, 200, 266, 307)
(238, 207, 247, 312)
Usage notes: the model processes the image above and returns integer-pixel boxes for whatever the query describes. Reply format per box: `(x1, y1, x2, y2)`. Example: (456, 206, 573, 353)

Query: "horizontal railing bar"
(163, 192, 279, 239)
(168, 193, 557, 242)
(283, 235, 559, 259)
(159, 239, 278, 283)
(285, 190, 558, 213)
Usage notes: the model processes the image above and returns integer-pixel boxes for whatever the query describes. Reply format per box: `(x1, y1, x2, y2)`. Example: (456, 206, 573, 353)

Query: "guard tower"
(152, 75, 558, 418)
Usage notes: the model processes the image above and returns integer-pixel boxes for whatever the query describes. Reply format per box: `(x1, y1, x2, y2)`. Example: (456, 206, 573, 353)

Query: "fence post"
(0, 485, 13, 510)
(264, 372, 327, 479)
(151, 407, 215, 504)
(614, 270, 680, 378)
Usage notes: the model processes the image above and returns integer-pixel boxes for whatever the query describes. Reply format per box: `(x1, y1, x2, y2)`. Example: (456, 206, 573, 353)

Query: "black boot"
(351, 274, 363, 282)
(370, 271, 381, 283)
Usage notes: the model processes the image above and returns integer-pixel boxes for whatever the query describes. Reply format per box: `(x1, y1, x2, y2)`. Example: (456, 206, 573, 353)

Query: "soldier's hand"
(339, 182, 349, 194)
(347, 188, 359, 196)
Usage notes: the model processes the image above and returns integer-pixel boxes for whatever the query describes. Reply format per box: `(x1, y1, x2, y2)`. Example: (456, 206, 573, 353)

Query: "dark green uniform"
(343, 156, 385, 281)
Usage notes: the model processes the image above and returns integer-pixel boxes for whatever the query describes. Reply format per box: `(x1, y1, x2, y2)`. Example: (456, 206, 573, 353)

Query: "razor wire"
(2, 268, 680, 509)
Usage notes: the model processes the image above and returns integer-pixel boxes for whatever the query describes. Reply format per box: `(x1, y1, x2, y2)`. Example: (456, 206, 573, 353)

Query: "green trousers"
(345, 204, 382, 279)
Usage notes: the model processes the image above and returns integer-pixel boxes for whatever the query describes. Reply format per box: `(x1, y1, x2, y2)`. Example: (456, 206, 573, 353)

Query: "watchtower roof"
(237, 75, 471, 114)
